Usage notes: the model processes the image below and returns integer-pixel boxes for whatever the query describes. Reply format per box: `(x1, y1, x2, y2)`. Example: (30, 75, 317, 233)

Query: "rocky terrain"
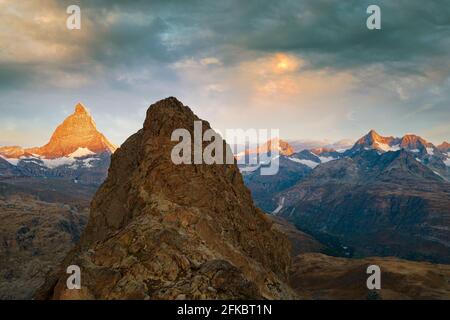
(0, 190, 89, 299)
(291, 253, 450, 300)
(239, 129, 450, 264)
(270, 216, 325, 256)
(36, 97, 295, 300)
(277, 148, 450, 263)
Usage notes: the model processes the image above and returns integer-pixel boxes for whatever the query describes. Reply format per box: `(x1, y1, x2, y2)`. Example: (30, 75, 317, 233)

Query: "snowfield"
(288, 157, 319, 168)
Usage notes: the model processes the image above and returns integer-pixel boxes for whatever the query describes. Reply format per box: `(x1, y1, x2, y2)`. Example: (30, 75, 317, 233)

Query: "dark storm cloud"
(73, 0, 450, 72)
(241, 0, 450, 73)
(1, 0, 449, 89)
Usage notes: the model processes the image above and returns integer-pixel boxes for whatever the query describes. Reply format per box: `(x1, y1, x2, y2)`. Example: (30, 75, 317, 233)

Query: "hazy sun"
(277, 60, 289, 70)
(273, 53, 300, 73)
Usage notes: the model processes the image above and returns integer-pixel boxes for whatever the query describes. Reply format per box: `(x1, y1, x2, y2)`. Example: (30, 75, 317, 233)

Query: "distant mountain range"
(1, 98, 449, 300)
(242, 130, 450, 263)
(286, 138, 354, 153)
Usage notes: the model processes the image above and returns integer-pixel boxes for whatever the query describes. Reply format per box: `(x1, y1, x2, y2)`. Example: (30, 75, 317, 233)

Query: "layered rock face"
(27, 103, 116, 159)
(36, 97, 294, 300)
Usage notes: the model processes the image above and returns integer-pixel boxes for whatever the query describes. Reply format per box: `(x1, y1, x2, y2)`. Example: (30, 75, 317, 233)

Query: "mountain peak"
(350, 130, 398, 153)
(438, 141, 450, 151)
(240, 138, 294, 157)
(399, 134, 430, 149)
(143, 97, 200, 136)
(265, 138, 294, 155)
(365, 129, 384, 142)
(356, 129, 392, 146)
(27, 103, 116, 158)
(74, 102, 89, 115)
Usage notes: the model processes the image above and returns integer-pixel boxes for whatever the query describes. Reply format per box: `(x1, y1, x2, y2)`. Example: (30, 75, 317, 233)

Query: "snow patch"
(375, 142, 400, 152)
(272, 197, 285, 215)
(82, 157, 100, 168)
(433, 171, 444, 179)
(374, 142, 392, 152)
(69, 147, 95, 158)
(444, 157, 450, 167)
(41, 157, 76, 169)
(426, 147, 434, 155)
(319, 156, 336, 163)
(288, 157, 319, 168)
(0, 155, 20, 166)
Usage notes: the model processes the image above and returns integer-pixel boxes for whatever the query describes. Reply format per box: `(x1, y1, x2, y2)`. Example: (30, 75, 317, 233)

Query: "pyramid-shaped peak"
(75, 103, 89, 115)
(24, 102, 116, 158)
(367, 129, 381, 139)
(356, 129, 383, 144)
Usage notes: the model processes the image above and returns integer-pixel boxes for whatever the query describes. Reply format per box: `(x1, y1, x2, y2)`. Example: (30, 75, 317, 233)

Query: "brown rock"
(35, 97, 295, 300)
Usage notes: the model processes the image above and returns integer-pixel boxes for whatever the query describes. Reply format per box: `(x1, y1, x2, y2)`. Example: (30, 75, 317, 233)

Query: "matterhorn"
(0, 103, 116, 185)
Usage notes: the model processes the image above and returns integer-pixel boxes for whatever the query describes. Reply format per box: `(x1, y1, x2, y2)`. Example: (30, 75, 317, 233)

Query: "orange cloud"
(233, 53, 354, 106)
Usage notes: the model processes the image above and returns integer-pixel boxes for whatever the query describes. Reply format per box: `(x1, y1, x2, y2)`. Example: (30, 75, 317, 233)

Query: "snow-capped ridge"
(68, 147, 95, 158)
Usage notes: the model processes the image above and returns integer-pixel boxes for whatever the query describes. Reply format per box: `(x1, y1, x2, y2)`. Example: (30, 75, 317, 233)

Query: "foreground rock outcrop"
(36, 97, 295, 300)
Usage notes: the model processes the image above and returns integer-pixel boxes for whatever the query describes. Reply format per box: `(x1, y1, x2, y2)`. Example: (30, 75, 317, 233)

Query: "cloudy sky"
(1, 0, 449, 147)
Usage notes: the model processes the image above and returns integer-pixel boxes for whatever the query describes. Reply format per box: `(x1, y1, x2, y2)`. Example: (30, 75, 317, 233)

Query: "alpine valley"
(242, 130, 450, 264)
(1, 98, 449, 300)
